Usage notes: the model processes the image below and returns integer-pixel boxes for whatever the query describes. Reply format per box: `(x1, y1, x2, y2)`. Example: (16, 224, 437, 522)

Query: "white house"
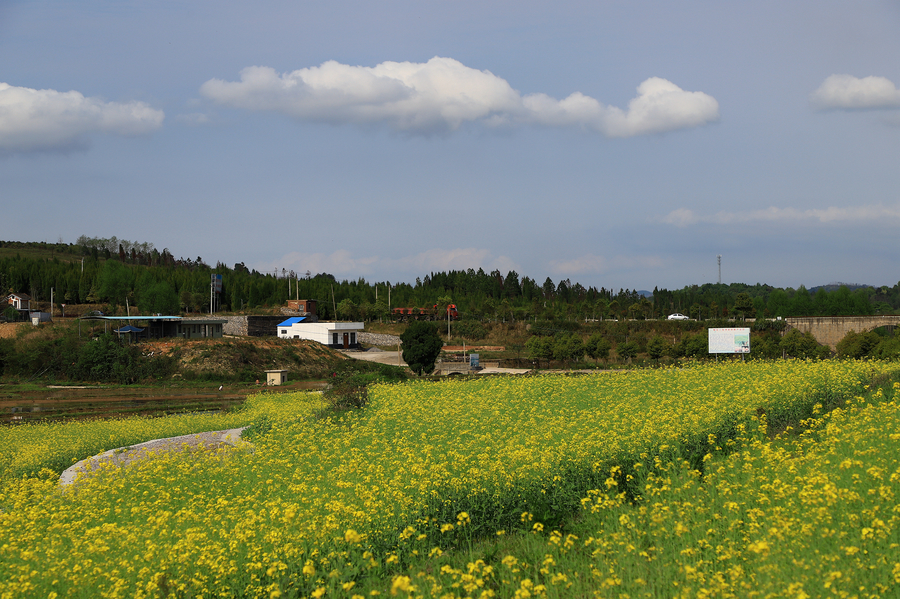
(5, 293, 31, 311)
(277, 317, 364, 349)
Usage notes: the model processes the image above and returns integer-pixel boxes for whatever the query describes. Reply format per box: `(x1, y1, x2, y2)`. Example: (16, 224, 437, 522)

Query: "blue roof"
(278, 317, 307, 326)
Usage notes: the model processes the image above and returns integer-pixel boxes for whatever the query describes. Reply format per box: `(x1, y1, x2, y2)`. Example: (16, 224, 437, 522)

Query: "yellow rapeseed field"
(0, 360, 896, 598)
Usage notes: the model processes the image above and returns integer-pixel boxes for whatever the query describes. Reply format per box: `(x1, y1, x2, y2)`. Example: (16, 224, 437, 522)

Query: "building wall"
(278, 322, 363, 348)
(177, 321, 224, 339)
(220, 315, 286, 336)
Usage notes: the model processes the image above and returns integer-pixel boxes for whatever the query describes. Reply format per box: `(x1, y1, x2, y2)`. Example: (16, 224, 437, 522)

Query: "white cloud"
(663, 204, 900, 227)
(810, 74, 900, 110)
(200, 57, 719, 136)
(0, 82, 164, 154)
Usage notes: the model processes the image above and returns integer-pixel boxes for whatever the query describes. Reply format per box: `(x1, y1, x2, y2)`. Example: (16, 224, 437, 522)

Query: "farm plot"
(0, 360, 896, 598)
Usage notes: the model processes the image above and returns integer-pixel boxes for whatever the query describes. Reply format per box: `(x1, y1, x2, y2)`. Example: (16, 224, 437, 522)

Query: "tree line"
(2, 239, 899, 322)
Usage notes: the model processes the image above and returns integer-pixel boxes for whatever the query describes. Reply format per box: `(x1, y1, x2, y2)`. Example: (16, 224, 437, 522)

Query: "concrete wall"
(786, 316, 900, 350)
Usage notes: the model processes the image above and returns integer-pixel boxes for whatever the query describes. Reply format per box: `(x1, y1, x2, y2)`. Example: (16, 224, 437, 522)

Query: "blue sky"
(2, 0, 899, 291)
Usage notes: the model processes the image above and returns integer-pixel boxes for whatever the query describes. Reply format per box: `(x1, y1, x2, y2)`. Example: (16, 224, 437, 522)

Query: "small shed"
(5, 293, 31, 311)
(286, 299, 317, 315)
(265, 369, 288, 386)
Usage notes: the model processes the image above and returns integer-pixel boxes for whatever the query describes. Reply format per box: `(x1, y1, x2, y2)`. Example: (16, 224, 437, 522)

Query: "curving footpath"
(60, 427, 247, 487)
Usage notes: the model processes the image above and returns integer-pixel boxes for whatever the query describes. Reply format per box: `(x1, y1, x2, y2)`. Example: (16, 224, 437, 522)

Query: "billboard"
(708, 327, 750, 354)
(211, 274, 223, 293)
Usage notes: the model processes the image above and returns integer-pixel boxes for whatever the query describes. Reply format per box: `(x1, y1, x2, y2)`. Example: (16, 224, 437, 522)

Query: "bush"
(617, 341, 639, 362)
(322, 360, 409, 412)
(452, 320, 488, 340)
(401, 321, 443, 376)
(836, 330, 882, 359)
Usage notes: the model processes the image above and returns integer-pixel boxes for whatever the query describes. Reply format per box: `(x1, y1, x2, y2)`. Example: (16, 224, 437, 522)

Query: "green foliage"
(322, 359, 409, 412)
(733, 292, 754, 319)
(70, 333, 176, 383)
(673, 331, 707, 358)
(748, 331, 784, 359)
(453, 320, 488, 340)
(241, 414, 273, 441)
(872, 336, 900, 359)
(1, 239, 897, 334)
(138, 281, 180, 315)
(552, 333, 584, 364)
(336, 298, 356, 320)
(97, 260, 133, 306)
(526, 336, 555, 364)
(584, 334, 612, 363)
(647, 334, 669, 362)
(834, 329, 900, 359)
(3, 305, 19, 322)
(617, 341, 639, 362)
(780, 329, 830, 359)
(750, 319, 787, 332)
(0, 325, 176, 383)
(400, 321, 444, 376)
(0, 338, 12, 376)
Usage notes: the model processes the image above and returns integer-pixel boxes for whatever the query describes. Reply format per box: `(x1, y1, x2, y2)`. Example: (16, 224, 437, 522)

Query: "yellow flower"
(344, 529, 363, 544)
(391, 575, 414, 595)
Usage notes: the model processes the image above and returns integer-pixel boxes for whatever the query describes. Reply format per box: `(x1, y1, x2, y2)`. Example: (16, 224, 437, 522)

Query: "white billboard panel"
(708, 327, 750, 354)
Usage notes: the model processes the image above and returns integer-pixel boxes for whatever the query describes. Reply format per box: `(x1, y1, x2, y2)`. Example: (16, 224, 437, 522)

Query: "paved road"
(346, 349, 407, 367)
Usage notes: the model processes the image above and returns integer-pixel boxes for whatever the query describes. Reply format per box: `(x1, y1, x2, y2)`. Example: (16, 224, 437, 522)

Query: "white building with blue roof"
(277, 317, 364, 349)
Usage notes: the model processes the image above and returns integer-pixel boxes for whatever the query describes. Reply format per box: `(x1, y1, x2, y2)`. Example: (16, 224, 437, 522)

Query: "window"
(281, 329, 287, 335)
(332, 333, 338, 345)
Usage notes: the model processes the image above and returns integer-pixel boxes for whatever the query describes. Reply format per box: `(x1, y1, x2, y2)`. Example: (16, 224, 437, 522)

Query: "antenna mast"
(717, 255, 722, 284)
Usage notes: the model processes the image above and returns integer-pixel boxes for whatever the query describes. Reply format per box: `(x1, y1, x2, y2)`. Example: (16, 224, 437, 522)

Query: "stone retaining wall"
(221, 315, 290, 337)
(358, 332, 401, 346)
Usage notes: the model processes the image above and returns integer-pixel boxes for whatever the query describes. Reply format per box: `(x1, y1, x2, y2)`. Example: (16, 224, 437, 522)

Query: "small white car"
(667, 313, 689, 320)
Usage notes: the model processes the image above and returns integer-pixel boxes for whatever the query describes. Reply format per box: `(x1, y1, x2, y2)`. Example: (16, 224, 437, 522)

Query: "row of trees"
(522, 324, 886, 366)
(2, 239, 899, 321)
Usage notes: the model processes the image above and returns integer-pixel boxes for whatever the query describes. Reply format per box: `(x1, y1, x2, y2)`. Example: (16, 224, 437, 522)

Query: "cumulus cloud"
(810, 74, 900, 110)
(663, 204, 900, 227)
(0, 82, 164, 154)
(200, 57, 719, 136)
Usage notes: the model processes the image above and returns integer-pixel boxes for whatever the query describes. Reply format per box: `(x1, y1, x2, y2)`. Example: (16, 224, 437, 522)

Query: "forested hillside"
(1, 237, 897, 321)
